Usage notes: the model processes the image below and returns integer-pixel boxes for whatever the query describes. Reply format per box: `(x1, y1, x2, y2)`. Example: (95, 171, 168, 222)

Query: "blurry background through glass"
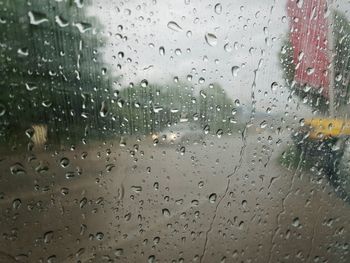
(0, 0, 349, 262)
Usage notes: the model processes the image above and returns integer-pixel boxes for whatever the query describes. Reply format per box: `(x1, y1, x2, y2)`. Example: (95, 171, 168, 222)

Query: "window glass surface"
(0, 0, 350, 262)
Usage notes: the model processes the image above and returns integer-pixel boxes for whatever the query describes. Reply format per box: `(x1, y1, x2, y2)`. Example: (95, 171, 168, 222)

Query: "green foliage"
(0, 0, 112, 146)
(108, 81, 236, 136)
(280, 11, 350, 114)
(0, 0, 239, 149)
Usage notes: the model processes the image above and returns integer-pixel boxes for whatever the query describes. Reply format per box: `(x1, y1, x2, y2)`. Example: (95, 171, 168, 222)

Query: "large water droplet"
(306, 67, 315, 75)
(224, 43, 232, 52)
(25, 83, 37, 91)
(271, 82, 278, 91)
(167, 21, 182, 32)
(114, 248, 124, 257)
(131, 186, 142, 193)
(60, 157, 70, 168)
(74, 0, 84, 8)
(292, 217, 300, 227)
(153, 106, 163, 113)
(99, 101, 108, 117)
(141, 79, 148, 88)
(260, 120, 267, 129)
(79, 197, 87, 208)
(203, 125, 210, 134)
(231, 66, 240, 78)
(12, 199, 22, 209)
(209, 193, 217, 203)
(148, 255, 156, 263)
(28, 11, 48, 25)
(159, 46, 165, 56)
(74, 22, 92, 33)
(205, 33, 218, 46)
(180, 146, 185, 155)
(162, 208, 171, 217)
(0, 104, 6, 116)
(44, 231, 54, 244)
(17, 48, 29, 56)
(55, 15, 69, 27)
(96, 232, 104, 240)
(10, 163, 26, 176)
(214, 3, 222, 14)
(60, 187, 69, 195)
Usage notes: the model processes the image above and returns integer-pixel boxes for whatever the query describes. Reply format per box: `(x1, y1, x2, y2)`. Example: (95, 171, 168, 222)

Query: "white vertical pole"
(328, 0, 335, 117)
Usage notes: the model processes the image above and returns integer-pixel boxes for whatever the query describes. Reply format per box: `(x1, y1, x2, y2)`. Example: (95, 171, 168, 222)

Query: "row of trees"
(0, 0, 238, 148)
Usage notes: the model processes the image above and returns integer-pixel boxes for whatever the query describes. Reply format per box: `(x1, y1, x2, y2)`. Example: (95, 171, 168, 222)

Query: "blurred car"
(151, 123, 204, 145)
(292, 118, 350, 198)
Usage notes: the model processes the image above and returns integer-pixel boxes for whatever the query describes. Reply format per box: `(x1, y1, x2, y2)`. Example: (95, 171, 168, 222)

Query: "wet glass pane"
(0, 0, 349, 262)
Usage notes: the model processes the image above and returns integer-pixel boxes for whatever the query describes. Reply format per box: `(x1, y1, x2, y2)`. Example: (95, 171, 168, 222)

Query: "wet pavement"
(0, 127, 349, 263)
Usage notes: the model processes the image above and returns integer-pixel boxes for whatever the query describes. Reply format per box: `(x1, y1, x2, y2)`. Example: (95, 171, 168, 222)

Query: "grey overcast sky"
(89, 0, 350, 115)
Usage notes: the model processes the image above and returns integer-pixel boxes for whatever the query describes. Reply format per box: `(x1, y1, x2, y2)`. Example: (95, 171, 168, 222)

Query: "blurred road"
(0, 127, 349, 263)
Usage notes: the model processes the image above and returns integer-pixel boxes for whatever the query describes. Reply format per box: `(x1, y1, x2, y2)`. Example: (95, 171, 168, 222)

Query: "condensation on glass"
(0, 0, 349, 262)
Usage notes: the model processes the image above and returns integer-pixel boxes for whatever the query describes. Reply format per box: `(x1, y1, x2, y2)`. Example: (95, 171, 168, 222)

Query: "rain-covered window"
(0, 0, 349, 262)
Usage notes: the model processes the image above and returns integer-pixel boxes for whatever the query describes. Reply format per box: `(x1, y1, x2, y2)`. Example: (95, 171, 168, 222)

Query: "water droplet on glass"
(224, 43, 232, 52)
(74, 22, 92, 33)
(74, 0, 84, 8)
(99, 101, 108, 117)
(28, 11, 48, 25)
(213, 127, 223, 138)
(96, 232, 104, 240)
(167, 21, 182, 32)
(162, 208, 171, 217)
(105, 163, 115, 172)
(175, 48, 182, 56)
(159, 46, 165, 56)
(60, 187, 69, 195)
(214, 3, 223, 14)
(205, 33, 218, 46)
(115, 248, 124, 257)
(79, 197, 87, 208)
(180, 146, 185, 155)
(148, 255, 156, 263)
(55, 15, 69, 27)
(0, 104, 6, 116)
(153, 106, 163, 113)
(203, 125, 210, 134)
(231, 66, 240, 78)
(141, 79, 148, 88)
(306, 67, 315, 75)
(297, 0, 304, 8)
(47, 255, 57, 263)
(17, 47, 29, 56)
(271, 82, 278, 91)
(10, 163, 26, 176)
(131, 186, 142, 193)
(209, 193, 217, 203)
(12, 199, 21, 209)
(292, 217, 300, 227)
(25, 83, 37, 91)
(260, 120, 267, 129)
(101, 67, 107, 75)
(44, 231, 54, 244)
(42, 100, 52, 108)
(65, 171, 75, 179)
(60, 157, 70, 168)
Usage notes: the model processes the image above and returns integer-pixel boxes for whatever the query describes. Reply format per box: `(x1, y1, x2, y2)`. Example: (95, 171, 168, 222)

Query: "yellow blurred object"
(304, 118, 350, 139)
(32, 124, 48, 146)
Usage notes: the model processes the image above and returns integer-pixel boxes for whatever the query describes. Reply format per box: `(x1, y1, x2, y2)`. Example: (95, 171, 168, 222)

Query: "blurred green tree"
(0, 0, 112, 147)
